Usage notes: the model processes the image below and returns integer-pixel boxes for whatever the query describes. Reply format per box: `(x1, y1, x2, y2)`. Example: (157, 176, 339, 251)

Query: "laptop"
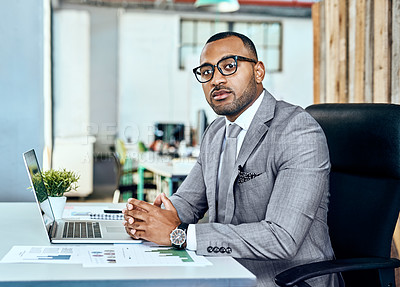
(23, 149, 141, 244)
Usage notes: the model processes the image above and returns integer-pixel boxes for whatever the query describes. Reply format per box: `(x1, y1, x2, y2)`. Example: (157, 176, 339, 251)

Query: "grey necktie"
(217, 123, 242, 222)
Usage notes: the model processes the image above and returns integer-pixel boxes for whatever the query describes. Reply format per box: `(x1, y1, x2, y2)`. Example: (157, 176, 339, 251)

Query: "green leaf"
(41, 169, 80, 197)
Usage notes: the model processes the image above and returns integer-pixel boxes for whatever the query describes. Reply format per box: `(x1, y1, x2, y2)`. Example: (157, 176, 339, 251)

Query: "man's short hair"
(206, 32, 258, 60)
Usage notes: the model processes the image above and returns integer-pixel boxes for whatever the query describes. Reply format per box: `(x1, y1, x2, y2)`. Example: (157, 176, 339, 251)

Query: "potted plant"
(41, 169, 80, 218)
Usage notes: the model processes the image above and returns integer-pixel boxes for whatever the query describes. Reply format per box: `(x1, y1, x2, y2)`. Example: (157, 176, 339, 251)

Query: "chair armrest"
(274, 257, 400, 287)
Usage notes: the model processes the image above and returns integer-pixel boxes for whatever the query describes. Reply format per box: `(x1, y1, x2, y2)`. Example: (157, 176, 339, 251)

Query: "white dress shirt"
(186, 90, 265, 251)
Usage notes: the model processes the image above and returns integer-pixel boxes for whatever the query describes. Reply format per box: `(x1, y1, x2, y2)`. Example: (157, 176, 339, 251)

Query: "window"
(180, 19, 282, 72)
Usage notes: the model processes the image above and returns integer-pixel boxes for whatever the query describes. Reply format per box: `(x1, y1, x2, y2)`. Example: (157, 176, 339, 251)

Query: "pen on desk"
(104, 209, 123, 214)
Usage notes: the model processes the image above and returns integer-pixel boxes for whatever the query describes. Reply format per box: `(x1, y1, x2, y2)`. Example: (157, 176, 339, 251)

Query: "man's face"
(199, 36, 261, 121)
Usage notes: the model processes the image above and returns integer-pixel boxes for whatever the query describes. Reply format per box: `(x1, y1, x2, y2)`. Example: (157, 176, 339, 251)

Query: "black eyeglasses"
(192, 55, 257, 83)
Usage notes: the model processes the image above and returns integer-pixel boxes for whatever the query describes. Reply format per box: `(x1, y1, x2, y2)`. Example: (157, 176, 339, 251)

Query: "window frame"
(179, 18, 283, 73)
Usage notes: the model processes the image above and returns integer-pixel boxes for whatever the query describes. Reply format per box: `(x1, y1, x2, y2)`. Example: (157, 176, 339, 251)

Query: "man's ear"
(254, 61, 266, 84)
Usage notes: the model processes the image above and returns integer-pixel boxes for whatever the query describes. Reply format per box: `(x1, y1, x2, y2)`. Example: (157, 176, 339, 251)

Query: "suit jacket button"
(212, 246, 220, 253)
(219, 247, 226, 253)
(207, 246, 213, 253)
(226, 247, 232, 254)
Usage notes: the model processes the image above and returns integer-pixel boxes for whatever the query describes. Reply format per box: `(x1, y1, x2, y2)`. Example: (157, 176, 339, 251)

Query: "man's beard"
(209, 75, 257, 117)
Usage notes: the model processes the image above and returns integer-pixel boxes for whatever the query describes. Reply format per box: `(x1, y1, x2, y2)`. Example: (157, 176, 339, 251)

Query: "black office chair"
(275, 104, 400, 287)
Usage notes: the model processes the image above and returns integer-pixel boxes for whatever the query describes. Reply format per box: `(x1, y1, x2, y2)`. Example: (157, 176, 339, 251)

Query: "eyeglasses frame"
(192, 55, 258, 83)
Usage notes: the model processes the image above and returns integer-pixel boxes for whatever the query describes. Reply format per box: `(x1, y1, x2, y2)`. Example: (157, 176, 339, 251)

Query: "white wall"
(0, 0, 47, 202)
(89, 7, 119, 154)
(52, 10, 94, 197)
(53, 4, 120, 155)
(118, 12, 313, 145)
(265, 17, 313, 108)
(53, 10, 91, 139)
(118, 12, 186, 145)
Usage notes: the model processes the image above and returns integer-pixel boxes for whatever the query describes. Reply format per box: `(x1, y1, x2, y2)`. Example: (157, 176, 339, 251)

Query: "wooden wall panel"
(312, 2, 321, 104)
(338, 0, 348, 103)
(392, 0, 400, 104)
(364, 0, 374, 103)
(373, 0, 391, 103)
(354, 0, 366, 103)
(319, 0, 326, 104)
(348, 0, 356, 103)
(314, 0, 398, 104)
(325, 0, 340, 103)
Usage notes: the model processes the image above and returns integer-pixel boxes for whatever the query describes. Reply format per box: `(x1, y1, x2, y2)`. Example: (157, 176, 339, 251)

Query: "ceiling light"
(194, 0, 240, 13)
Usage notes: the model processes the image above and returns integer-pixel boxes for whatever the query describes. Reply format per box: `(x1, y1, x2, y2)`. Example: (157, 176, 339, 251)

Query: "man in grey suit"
(123, 32, 339, 286)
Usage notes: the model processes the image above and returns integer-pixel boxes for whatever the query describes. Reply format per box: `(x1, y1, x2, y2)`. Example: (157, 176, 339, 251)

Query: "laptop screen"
(23, 149, 55, 236)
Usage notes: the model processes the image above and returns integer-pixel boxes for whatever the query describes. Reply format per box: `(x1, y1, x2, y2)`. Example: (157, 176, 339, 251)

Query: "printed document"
(1, 246, 81, 264)
(1, 242, 211, 267)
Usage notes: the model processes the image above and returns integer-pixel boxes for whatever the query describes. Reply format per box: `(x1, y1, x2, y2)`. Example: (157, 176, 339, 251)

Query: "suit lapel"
(224, 90, 277, 224)
(205, 119, 226, 222)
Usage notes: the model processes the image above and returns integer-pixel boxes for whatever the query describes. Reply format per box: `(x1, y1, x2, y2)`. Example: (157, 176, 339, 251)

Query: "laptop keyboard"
(62, 222, 102, 239)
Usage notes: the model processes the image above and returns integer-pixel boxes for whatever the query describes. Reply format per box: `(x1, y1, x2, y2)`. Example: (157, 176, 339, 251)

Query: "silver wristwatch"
(170, 223, 188, 249)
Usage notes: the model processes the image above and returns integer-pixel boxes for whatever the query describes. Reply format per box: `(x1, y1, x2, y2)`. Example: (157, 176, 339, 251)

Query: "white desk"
(0, 202, 256, 286)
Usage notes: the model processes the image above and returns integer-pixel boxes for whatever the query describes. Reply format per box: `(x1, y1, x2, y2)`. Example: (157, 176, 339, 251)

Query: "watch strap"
(178, 223, 188, 231)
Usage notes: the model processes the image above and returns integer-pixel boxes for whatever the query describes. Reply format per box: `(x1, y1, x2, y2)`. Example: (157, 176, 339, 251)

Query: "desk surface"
(139, 161, 195, 178)
(138, 153, 196, 178)
(0, 202, 256, 287)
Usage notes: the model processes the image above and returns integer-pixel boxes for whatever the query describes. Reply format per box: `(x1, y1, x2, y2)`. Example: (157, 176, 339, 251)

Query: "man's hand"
(122, 193, 181, 246)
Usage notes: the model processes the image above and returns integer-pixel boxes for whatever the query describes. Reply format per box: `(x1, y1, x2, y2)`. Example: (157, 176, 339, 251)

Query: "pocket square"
(237, 166, 262, 184)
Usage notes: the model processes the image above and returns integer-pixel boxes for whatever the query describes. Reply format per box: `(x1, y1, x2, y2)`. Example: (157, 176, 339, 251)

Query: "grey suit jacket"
(170, 91, 339, 287)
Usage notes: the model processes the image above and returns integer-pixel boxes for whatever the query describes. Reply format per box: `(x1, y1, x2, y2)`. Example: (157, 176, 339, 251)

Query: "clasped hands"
(122, 193, 181, 246)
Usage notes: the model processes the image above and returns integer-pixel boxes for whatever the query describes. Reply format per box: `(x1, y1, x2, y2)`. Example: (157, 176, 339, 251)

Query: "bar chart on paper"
(145, 246, 194, 263)
(83, 242, 211, 267)
(1, 246, 81, 264)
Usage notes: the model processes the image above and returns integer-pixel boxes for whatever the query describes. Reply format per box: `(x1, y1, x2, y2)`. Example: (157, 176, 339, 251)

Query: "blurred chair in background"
(112, 139, 156, 203)
(112, 139, 137, 203)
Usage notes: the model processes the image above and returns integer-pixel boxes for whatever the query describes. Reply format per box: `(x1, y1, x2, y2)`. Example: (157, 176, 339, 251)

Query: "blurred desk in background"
(137, 153, 196, 201)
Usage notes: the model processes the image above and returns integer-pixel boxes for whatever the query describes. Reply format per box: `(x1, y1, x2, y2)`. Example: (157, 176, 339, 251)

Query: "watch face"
(171, 228, 186, 246)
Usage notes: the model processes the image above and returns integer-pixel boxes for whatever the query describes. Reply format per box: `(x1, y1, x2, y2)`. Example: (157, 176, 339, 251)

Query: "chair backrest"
(115, 138, 127, 165)
(306, 104, 400, 286)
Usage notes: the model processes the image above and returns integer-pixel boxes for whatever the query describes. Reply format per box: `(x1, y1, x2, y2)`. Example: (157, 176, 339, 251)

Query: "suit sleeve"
(169, 154, 209, 224)
(193, 111, 331, 260)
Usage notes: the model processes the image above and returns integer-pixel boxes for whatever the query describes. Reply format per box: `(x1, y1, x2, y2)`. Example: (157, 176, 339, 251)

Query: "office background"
(1, 0, 399, 284)
(1, 0, 398, 201)
(0, 0, 314, 202)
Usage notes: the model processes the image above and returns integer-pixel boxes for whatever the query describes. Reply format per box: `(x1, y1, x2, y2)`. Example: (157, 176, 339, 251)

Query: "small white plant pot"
(48, 196, 67, 219)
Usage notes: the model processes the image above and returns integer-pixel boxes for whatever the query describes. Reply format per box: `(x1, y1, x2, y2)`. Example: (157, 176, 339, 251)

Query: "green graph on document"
(145, 248, 194, 262)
